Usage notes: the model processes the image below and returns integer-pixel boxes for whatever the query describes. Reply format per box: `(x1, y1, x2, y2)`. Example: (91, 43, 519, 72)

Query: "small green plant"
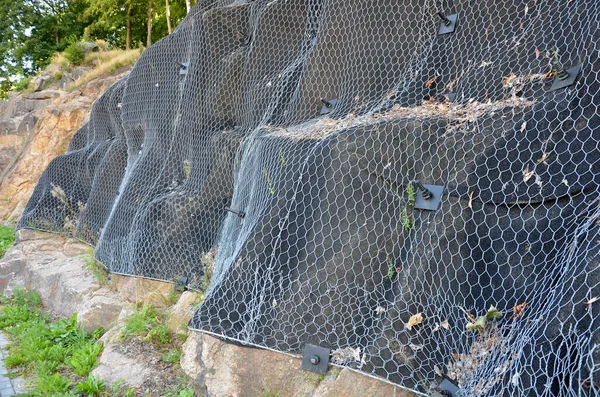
(83, 252, 108, 284)
(13, 76, 33, 92)
(387, 257, 395, 280)
(161, 348, 182, 364)
(406, 182, 416, 206)
(466, 306, 504, 332)
(122, 303, 172, 346)
(67, 342, 103, 376)
(36, 373, 72, 393)
(401, 206, 413, 232)
(75, 375, 106, 396)
(262, 168, 275, 195)
(63, 42, 86, 65)
(279, 148, 287, 167)
(0, 225, 16, 259)
(0, 288, 104, 395)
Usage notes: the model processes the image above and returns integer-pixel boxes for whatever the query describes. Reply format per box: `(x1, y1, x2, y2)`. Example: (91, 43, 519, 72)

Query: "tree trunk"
(165, 0, 172, 34)
(185, 0, 191, 14)
(147, 0, 153, 47)
(126, 6, 132, 50)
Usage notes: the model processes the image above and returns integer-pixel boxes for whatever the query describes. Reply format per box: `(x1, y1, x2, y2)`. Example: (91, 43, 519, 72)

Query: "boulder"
(181, 332, 412, 397)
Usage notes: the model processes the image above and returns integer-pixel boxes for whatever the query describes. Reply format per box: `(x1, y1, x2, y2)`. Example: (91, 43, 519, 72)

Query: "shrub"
(63, 42, 86, 65)
(13, 76, 32, 92)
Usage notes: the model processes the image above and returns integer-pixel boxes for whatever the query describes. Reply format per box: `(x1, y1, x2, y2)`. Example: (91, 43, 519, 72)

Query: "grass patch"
(0, 288, 105, 396)
(67, 49, 141, 91)
(0, 225, 15, 259)
(121, 303, 172, 346)
(83, 250, 108, 285)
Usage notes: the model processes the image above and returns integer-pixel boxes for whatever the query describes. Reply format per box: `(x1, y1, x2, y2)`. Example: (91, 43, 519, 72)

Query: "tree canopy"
(0, 0, 192, 97)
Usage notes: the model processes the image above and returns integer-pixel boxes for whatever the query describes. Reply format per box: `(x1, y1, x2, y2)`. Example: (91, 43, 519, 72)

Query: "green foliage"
(0, 225, 16, 259)
(161, 348, 182, 364)
(67, 342, 103, 376)
(406, 183, 416, 206)
(0, 288, 104, 395)
(75, 375, 106, 396)
(13, 76, 32, 92)
(466, 306, 504, 332)
(36, 373, 72, 394)
(122, 303, 173, 346)
(83, 253, 108, 284)
(63, 42, 86, 65)
(387, 257, 395, 280)
(263, 168, 275, 195)
(401, 206, 413, 232)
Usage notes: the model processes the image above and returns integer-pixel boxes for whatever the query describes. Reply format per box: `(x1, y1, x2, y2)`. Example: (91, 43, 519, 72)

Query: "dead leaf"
(512, 302, 528, 319)
(434, 365, 443, 377)
(537, 151, 552, 163)
(535, 48, 541, 59)
(520, 122, 527, 132)
(424, 76, 439, 88)
(584, 297, 598, 309)
(441, 320, 450, 330)
(409, 343, 424, 351)
(468, 191, 474, 209)
(406, 312, 424, 330)
(523, 167, 535, 182)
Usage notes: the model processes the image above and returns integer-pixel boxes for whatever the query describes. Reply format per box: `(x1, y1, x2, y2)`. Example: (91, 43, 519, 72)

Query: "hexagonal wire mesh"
(17, 0, 600, 395)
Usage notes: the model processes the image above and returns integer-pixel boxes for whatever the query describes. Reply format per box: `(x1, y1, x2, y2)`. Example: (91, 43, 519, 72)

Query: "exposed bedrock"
(15, 0, 600, 394)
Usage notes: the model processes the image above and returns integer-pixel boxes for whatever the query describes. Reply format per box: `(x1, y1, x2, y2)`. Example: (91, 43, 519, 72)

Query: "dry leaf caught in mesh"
(406, 313, 424, 330)
(424, 76, 439, 88)
(584, 297, 598, 310)
(512, 302, 528, 319)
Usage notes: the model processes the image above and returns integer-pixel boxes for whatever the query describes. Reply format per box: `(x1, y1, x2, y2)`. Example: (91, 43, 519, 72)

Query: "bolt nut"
(310, 355, 320, 365)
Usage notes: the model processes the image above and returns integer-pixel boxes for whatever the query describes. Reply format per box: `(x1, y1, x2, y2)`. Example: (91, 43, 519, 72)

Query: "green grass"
(122, 304, 172, 346)
(0, 288, 105, 396)
(161, 348, 182, 364)
(83, 251, 108, 285)
(0, 225, 16, 259)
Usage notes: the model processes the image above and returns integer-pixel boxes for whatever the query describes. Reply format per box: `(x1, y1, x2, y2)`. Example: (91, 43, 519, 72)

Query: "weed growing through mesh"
(387, 257, 396, 280)
(0, 225, 15, 259)
(401, 206, 413, 232)
(262, 168, 275, 195)
(83, 250, 108, 285)
(50, 183, 97, 244)
(0, 288, 105, 396)
(405, 183, 416, 206)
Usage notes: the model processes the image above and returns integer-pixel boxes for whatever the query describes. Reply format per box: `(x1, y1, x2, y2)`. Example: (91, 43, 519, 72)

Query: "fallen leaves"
(512, 302, 528, 319)
(537, 151, 552, 164)
(466, 306, 503, 332)
(424, 76, 439, 88)
(406, 312, 424, 330)
(584, 297, 598, 310)
(523, 166, 535, 182)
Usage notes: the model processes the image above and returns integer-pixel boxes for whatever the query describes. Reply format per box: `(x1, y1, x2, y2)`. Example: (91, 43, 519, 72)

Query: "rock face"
(0, 70, 130, 223)
(180, 332, 411, 397)
(0, 233, 407, 396)
(13, 0, 600, 395)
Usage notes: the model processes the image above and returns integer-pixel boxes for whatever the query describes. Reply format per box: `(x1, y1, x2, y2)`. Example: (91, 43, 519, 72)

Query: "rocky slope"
(0, 68, 131, 223)
(0, 231, 410, 397)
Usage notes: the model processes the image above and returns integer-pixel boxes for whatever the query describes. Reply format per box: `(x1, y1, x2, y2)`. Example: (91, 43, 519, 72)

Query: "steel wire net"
(17, 0, 600, 395)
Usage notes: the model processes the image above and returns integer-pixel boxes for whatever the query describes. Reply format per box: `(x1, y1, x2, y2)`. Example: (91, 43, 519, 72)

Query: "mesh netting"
(17, 0, 600, 395)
